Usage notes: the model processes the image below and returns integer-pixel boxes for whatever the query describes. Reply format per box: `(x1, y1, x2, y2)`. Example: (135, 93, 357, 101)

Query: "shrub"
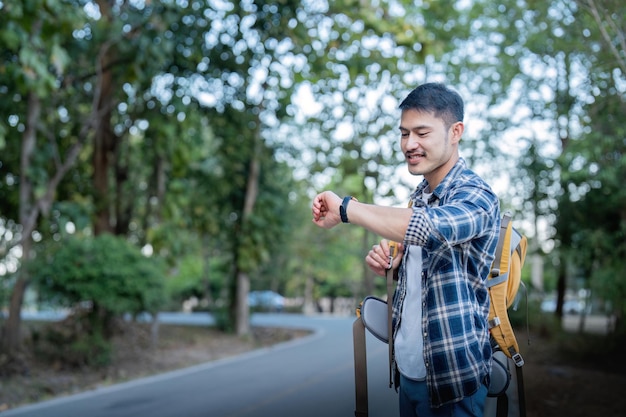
(29, 234, 166, 367)
(31, 234, 166, 319)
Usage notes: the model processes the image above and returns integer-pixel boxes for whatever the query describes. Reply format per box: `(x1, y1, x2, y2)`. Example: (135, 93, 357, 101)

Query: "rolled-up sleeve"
(404, 182, 498, 253)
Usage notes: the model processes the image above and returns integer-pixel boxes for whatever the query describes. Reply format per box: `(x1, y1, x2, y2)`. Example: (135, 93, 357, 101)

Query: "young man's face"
(399, 108, 463, 188)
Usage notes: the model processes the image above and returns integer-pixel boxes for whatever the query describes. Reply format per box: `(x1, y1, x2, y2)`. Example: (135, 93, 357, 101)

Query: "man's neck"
(424, 153, 459, 190)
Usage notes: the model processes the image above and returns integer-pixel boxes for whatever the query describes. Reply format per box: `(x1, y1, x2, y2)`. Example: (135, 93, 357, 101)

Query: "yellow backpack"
(487, 212, 528, 366)
(484, 212, 528, 417)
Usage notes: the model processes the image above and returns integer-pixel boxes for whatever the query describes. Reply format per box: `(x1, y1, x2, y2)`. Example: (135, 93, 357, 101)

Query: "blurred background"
(0, 0, 624, 406)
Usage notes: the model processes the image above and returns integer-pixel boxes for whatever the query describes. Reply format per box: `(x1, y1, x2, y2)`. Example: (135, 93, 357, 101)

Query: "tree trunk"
(235, 271, 251, 335)
(235, 118, 262, 336)
(556, 253, 566, 321)
(303, 275, 315, 315)
(93, 0, 116, 236)
(113, 144, 130, 235)
(3, 271, 29, 354)
(202, 234, 214, 307)
(1, 92, 41, 354)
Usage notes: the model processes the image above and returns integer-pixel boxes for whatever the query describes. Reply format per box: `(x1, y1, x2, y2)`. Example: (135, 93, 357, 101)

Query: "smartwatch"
(340, 196, 356, 223)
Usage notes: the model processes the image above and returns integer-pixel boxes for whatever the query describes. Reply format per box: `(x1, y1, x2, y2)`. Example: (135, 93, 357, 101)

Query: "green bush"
(31, 234, 166, 318)
(29, 234, 166, 367)
(164, 253, 228, 310)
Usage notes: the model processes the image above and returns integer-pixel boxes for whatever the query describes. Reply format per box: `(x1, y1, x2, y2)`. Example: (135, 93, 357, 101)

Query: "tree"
(0, 0, 89, 354)
(441, 0, 625, 326)
(558, 87, 626, 332)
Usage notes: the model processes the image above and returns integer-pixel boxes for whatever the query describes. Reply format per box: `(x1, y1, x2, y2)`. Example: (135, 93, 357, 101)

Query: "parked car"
(540, 298, 586, 314)
(247, 290, 285, 312)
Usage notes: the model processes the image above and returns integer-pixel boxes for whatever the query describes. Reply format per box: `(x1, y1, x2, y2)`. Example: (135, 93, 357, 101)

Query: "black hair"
(399, 83, 464, 129)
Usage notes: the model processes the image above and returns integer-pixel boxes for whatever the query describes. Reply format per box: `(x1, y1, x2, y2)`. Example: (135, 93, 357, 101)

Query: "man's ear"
(450, 121, 464, 144)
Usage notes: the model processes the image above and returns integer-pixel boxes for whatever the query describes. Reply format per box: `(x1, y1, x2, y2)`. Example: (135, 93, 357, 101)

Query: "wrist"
(340, 196, 357, 223)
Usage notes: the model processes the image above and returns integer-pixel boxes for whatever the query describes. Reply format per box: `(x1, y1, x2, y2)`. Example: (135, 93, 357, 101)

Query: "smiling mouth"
(406, 152, 425, 163)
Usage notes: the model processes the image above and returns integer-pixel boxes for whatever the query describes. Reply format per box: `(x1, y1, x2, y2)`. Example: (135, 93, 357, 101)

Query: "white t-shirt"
(395, 246, 426, 380)
(395, 191, 431, 381)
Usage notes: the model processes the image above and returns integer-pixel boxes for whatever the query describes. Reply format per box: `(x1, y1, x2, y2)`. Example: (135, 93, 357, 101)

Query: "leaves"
(30, 234, 166, 315)
(1, 0, 623, 338)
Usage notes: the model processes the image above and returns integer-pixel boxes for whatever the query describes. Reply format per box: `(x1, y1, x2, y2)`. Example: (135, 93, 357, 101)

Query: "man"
(311, 83, 500, 417)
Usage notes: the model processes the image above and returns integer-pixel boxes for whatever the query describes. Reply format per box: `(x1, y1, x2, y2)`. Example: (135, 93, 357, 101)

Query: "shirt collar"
(410, 157, 466, 204)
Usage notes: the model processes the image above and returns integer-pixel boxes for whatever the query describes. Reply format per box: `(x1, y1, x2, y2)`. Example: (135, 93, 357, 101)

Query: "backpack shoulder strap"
(490, 213, 511, 282)
(487, 212, 526, 367)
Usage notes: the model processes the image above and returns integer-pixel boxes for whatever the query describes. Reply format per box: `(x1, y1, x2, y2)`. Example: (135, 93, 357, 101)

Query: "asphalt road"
(3, 314, 399, 417)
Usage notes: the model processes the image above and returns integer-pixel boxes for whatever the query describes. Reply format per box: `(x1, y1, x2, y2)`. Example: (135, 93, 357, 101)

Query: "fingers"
(365, 249, 386, 277)
(311, 195, 327, 221)
(311, 194, 325, 224)
(365, 240, 402, 274)
(370, 244, 386, 266)
(311, 191, 341, 229)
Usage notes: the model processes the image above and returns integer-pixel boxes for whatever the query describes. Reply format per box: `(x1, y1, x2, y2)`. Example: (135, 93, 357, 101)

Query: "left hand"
(365, 239, 404, 276)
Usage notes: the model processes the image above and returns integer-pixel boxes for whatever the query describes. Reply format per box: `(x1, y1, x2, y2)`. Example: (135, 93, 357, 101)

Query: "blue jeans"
(399, 374, 487, 417)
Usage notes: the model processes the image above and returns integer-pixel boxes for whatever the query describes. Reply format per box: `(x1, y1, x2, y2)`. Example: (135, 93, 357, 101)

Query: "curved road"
(4, 314, 399, 417)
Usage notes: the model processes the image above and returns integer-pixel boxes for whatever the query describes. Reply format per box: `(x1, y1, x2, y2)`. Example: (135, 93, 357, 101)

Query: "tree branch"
(585, 0, 626, 76)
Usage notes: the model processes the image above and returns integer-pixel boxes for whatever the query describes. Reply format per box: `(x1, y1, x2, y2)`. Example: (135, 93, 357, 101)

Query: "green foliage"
(30, 234, 166, 317)
(284, 179, 370, 302)
(165, 255, 205, 301)
(165, 253, 230, 309)
(0, 0, 84, 95)
(0, 0, 623, 343)
(555, 89, 626, 324)
(0, 0, 450, 340)
(591, 257, 626, 332)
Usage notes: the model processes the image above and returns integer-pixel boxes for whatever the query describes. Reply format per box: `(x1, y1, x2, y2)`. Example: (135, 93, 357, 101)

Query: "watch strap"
(340, 196, 356, 223)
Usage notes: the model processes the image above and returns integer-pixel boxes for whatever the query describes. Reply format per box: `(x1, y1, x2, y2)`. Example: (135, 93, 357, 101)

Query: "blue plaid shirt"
(392, 158, 500, 408)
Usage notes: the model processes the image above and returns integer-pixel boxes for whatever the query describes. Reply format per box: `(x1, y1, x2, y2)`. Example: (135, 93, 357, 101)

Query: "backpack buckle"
(511, 352, 524, 367)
